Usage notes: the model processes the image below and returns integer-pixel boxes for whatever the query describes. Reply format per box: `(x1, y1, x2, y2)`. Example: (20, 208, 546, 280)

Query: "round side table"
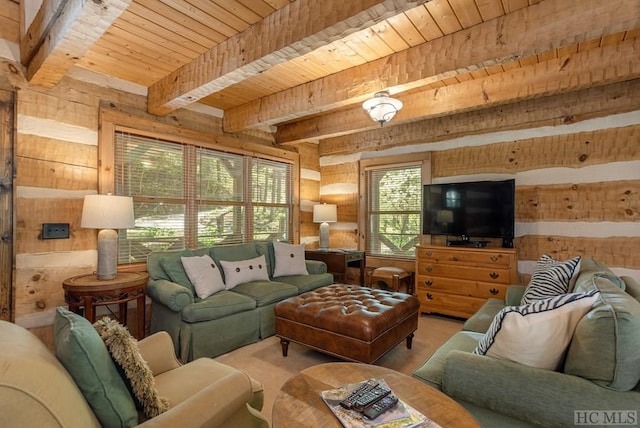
(63, 271, 149, 339)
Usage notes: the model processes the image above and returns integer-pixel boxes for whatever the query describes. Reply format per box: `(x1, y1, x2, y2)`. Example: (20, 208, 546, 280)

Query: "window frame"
(99, 109, 300, 268)
(359, 153, 431, 262)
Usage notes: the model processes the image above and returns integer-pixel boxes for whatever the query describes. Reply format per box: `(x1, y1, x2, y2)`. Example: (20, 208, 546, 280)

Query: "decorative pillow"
(180, 254, 225, 298)
(521, 254, 581, 304)
(94, 317, 169, 418)
(54, 307, 138, 427)
(219, 255, 270, 290)
(159, 249, 195, 291)
(273, 241, 309, 277)
(474, 289, 600, 370)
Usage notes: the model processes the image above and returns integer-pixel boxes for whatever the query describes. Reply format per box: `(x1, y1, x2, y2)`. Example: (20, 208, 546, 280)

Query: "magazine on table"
(319, 378, 441, 428)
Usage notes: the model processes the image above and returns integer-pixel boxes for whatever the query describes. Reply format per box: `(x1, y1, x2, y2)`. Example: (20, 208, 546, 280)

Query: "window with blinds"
(114, 131, 293, 263)
(365, 164, 422, 258)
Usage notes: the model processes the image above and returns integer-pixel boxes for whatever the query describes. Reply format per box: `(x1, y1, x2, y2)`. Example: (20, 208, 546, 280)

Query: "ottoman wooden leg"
(406, 332, 414, 349)
(280, 338, 290, 357)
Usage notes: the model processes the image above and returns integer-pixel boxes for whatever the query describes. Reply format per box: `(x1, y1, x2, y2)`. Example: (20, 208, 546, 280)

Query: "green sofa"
(147, 241, 333, 362)
(413, 258, 640, 427)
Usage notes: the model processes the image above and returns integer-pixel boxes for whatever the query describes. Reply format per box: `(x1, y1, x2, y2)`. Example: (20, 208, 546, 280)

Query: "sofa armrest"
(305, 260, 327, 274)
(138, 371, 268, 428)
(442, 350, 640, 427)
(147, 279, 194, 312)
(505, 285, 526, 306)
(137, 331, 182, 376)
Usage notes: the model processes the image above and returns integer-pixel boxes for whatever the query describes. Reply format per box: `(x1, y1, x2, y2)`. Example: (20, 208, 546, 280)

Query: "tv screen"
(422, 179, 515, 245)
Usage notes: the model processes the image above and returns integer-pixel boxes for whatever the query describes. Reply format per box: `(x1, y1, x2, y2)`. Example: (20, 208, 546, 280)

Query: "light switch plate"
(42, 223, 70, 239)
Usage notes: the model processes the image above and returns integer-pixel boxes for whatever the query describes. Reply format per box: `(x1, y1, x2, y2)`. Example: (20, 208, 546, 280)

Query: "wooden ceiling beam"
(275, 38, 640, 144)
(21, 0, 132, 88)
(226, 0, 640, 132)
(319, 79, 640, 156)
(147, 0, 428, 116)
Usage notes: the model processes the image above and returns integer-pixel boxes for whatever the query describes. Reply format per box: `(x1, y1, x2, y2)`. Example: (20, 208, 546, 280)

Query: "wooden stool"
(367, 267, 414, 295)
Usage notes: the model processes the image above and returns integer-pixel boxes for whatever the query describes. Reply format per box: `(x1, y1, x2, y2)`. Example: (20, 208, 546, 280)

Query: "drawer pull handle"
(424, 280, 433, 287)
(425, 266, 432, 273)
(490, 272, 500, 279)
(451, 256, 459, 261)
(425, 251, 432, 257)
(426, 293, 433, 300)
(490, 256, 498, 262)
(490, 288, 499, 295)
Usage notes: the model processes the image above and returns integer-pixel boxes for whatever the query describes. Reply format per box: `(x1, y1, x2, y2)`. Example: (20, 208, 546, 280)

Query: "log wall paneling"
(300, 178, 319, 201)
(321, 194, 359, 223)
(320, 163, 359, 186)
(16, 157, 97, 190)
(14, 198, 95, 254)
(298, 142, 321, 171)
(0, 88, 14, 321)
(432, 125, 640, 178)
(14, 266, 95, 326)
(517, 181, 639, 222)
(514, 236, 640, 270)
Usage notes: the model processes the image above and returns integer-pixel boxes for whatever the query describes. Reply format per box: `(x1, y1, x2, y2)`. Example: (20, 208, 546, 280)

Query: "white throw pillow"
(521, 254, 581, 304)
(180, 255, 225, 299)
(220, 255, 270, 290)
(474, 289, 600, 370)
(273, 241, 309, 278)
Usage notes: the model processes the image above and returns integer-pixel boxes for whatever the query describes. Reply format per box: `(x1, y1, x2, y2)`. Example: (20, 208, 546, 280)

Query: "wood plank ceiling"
(20, 0, 640, 144)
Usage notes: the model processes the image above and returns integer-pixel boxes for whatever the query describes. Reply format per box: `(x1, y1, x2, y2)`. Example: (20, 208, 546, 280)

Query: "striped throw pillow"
(521, 254, 581, 305)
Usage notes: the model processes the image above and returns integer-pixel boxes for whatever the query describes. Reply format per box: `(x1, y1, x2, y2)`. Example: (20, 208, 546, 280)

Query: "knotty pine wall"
(318, 80, 640, 285)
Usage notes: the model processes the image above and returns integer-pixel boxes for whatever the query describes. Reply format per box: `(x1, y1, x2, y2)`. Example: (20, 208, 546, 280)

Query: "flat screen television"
(422, 179, 515, 248)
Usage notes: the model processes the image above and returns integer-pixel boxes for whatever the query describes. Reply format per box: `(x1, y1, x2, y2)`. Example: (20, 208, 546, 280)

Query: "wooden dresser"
(415, 245, 519, 319)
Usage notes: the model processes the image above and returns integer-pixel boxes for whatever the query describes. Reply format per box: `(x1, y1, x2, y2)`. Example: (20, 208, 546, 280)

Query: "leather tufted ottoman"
(274, 284, 420, 364)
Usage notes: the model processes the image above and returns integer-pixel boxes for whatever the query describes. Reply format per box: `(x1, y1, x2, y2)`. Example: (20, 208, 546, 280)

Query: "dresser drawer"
(416, 275, 507, 299)
(416, 290, 485, 319)
(416, 246, 513, 267)
(416, 262, 511, 284)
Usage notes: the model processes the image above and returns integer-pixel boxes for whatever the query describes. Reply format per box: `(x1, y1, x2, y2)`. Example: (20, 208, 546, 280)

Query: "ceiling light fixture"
(362, 91, 403, 126)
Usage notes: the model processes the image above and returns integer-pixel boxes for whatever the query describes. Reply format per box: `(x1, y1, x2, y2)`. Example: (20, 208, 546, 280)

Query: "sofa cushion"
(181, 254, 225, 298)
(274, 273, 334, 294)
(564, 275, 640, 391)
(54, 308, 138, 428)
(159, 249, 194, 286)
(220, 255, 270, 290)
(462, 298, 505, 334)
(232, 280, 298, 306)
(571, 258, 625, 292)
(94, 317, 169, 418)
(181, 290, 257, 323)
(273, 241, 309, 277)
(521, 254, 581, 304)
(210, 242, 260, 266)
(412, 331, 483, 390)
(621, 276, 640, 300)
(474, 289, 600, 370)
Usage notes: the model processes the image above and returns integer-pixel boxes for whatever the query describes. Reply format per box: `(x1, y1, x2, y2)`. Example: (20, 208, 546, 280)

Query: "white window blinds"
(365, 164, 422, 258)
(114, 131, 293, 263)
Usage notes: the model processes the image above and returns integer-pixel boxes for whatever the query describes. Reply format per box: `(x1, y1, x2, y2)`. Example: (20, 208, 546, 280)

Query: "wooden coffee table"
(272, 362, 480, 427)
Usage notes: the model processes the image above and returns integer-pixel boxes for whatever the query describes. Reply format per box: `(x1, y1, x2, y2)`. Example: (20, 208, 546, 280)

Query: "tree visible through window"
(366, 165, 422, 257)
(114, 132, 293, 263)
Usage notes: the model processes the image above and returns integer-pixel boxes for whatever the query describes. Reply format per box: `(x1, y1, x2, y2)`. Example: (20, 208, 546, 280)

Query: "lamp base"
(97, 229, 118, 280)
(319, 222, 330, 249)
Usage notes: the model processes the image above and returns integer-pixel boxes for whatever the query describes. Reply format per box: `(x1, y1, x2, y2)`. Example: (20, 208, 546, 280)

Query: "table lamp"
(313, 203, 337, 250)
(81, 194, 134, 280)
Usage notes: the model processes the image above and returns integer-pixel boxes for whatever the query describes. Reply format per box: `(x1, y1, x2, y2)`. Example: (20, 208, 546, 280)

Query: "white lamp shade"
(362, 91, 403, 125)
(81, 194, 135, 229)
(313, 204, 337, 223)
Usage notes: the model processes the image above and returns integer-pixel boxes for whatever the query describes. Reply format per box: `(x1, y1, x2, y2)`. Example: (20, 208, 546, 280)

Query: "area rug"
(214, 314, 464, 425)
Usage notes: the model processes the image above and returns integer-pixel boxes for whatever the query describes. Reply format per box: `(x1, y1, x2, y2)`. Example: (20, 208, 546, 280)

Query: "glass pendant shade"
(362, 91, 403, 126)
